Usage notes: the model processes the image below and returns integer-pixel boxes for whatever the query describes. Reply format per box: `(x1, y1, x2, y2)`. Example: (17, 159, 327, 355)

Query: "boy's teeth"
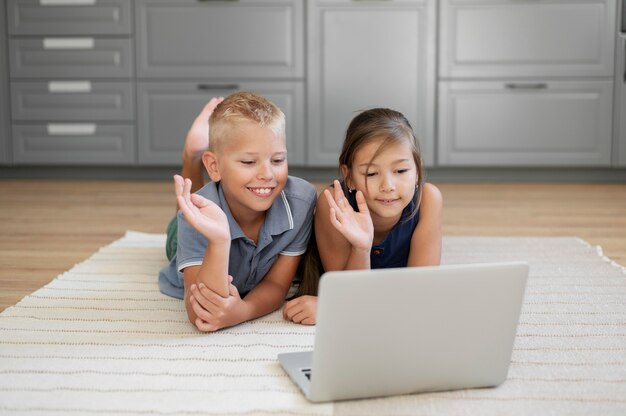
(251, 188, 271, 195)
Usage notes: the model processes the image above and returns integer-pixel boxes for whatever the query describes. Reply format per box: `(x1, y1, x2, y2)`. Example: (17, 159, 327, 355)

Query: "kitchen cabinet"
(137, 81, 304, 165)
(7, 0, 135, 165)
(135, 0, 303, 79)
(135, 0, 305, 166)
(307, 0, 436, 166)
(0, 2, 10, 165)
(438, 80, 614, 166)
(438, 0, 616, 167)
(615, 0, 626, 166)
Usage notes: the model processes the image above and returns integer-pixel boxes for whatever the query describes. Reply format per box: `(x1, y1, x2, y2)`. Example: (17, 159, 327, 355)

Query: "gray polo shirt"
(158, 176, 317, 300)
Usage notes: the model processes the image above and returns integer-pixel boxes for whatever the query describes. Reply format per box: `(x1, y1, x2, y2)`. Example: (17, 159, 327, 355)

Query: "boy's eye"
(240, 160, 255, 165)
(272, 158, 286, 165)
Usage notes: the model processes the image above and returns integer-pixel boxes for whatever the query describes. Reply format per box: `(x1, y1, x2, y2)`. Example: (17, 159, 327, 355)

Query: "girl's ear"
(202, 151, 221, 182)
(340, 164, 351, 187)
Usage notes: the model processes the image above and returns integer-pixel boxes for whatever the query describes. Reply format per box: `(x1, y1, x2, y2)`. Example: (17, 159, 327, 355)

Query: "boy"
(158, 92, 317, 332)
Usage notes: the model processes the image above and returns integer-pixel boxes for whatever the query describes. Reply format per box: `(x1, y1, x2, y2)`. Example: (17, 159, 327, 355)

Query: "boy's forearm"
(196, 243, 230, 297)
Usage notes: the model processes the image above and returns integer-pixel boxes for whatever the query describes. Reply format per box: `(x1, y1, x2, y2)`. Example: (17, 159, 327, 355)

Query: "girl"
(283, 108, 443, 325)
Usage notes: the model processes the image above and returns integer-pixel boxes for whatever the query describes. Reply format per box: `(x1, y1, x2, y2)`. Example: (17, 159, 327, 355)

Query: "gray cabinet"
(7, 0, 135, 165)
(7, 0, 132, 35)
(439, 0, 616, 79)
(0, 2, 10, 165)
(438, 81, 614, 166)
(137, 82, 305, 166)
(135, 0, 304, 79)
(135, 0, 306, 167)
(438, 0, 617, 167)
(615, 1, 626, 166)
(307, 0, 436, 166)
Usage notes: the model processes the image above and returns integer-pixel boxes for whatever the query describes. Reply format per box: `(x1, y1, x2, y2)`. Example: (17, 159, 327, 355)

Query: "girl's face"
(345, 137, 418, 223)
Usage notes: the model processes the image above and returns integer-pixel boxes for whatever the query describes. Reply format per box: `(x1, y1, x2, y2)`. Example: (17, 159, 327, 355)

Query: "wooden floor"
(1, 179, 625, 312)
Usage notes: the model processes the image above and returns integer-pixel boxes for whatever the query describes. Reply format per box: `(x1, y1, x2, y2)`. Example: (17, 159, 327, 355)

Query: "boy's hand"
(283, 295, 317, 325)
(174, 175, 230, 244)
(324, 180, 374, 252)
(188, 279, 247, 332)
(182, 97, 224, 162)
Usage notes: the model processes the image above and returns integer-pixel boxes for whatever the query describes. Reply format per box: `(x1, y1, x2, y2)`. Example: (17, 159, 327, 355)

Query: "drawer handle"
(40, 0, 96, 5)
(505, 83, 548, 90)
(197, 84, 240, 91)
(47, 124, 97, 136)
(48, 81, 92, 93)
(43, 37, 95, 50)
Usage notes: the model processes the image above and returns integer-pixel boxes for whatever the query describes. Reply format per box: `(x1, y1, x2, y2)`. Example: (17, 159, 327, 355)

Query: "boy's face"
(206, 122, 288, 220)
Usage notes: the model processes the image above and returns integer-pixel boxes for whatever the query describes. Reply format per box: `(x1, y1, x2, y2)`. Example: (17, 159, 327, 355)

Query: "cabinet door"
(615, 33, 626, 166)
(307, 0, 436, 166)
(7, 0, 132, 35)
(137, 82, 305, 166)
(135, 0, 303, 79)
(12, 123, 135, 165)
(0, 3, 10, 165)
(9, 38, 133, 79)
(440, 0, 616, 78)
(11, 81, 134, 121)
(438, 80, 614, 166)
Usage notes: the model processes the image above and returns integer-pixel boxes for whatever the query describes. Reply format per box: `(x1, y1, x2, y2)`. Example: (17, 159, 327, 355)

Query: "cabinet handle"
(40, 0, 96, 5)
(47, 124, 97, 136)
(48, 81, 92, 93)
(197, 84, 240, 91)
(505, 83, 548, 90)
(43, 37, 94, 50)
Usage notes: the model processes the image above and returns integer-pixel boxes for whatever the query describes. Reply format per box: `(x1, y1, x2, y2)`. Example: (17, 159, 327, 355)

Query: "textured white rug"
(0, 231, 625, 415)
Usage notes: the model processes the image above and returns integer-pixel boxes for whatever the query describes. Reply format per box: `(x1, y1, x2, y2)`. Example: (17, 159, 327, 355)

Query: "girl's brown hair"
(339, 108, 424, 218)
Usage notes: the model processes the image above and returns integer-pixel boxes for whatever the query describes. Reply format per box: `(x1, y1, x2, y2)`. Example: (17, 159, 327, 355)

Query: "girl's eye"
(397, 168, 409, 174)
(366, 172, 377, 177)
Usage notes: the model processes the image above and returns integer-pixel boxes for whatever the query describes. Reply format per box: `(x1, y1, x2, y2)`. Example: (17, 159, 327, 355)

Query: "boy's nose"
(256, 162, 273, 180)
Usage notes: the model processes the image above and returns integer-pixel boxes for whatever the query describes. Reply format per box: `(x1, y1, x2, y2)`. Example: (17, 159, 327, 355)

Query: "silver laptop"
(278, 262, 529, 402)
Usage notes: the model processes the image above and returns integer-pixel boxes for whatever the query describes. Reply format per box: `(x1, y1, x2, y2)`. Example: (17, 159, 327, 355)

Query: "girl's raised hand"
(174, 175, 230, 244)
(324, 180, 374, 251)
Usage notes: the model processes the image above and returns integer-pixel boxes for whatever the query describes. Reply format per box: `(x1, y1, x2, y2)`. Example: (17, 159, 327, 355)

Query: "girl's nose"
(380, 174, 395, 192)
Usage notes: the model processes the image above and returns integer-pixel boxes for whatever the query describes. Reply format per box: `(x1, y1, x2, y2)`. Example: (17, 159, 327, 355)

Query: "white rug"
(0, 231, 625, 415)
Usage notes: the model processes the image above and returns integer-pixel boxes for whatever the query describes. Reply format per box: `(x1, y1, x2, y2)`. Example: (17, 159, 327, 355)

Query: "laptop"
(278, 262, 529, 402)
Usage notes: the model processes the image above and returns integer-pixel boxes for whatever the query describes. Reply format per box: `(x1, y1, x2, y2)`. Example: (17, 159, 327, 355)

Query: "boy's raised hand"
(324, 180, 374, 252)
(182, 97, 224, 162)
(174, 175, 230, 244)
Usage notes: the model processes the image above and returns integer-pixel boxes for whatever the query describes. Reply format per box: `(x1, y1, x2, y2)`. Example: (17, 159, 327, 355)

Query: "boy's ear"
(202, 151, 221, 182)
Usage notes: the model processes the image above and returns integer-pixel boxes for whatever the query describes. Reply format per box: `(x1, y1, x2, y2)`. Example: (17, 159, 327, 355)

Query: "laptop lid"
(280, 262, 528, 402)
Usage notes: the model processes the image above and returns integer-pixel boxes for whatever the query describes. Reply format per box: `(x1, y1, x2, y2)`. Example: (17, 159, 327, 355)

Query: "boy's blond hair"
(208, 91, 285, 153)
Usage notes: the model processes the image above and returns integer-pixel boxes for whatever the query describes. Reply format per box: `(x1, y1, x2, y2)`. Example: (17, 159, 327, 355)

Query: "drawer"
(11, 81, 134, 121)
(135, 0, 303, 79)
(437, 80, 614, 166)
(12, 123, 135, 165)
(9, 38, 133, 78)
(440, 0, 616, 78)
(8, 0, 132, 35)
(137, 81, 305, 166)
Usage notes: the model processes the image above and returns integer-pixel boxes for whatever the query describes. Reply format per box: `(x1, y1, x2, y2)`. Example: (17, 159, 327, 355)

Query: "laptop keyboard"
(301, 368, 311, 380)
